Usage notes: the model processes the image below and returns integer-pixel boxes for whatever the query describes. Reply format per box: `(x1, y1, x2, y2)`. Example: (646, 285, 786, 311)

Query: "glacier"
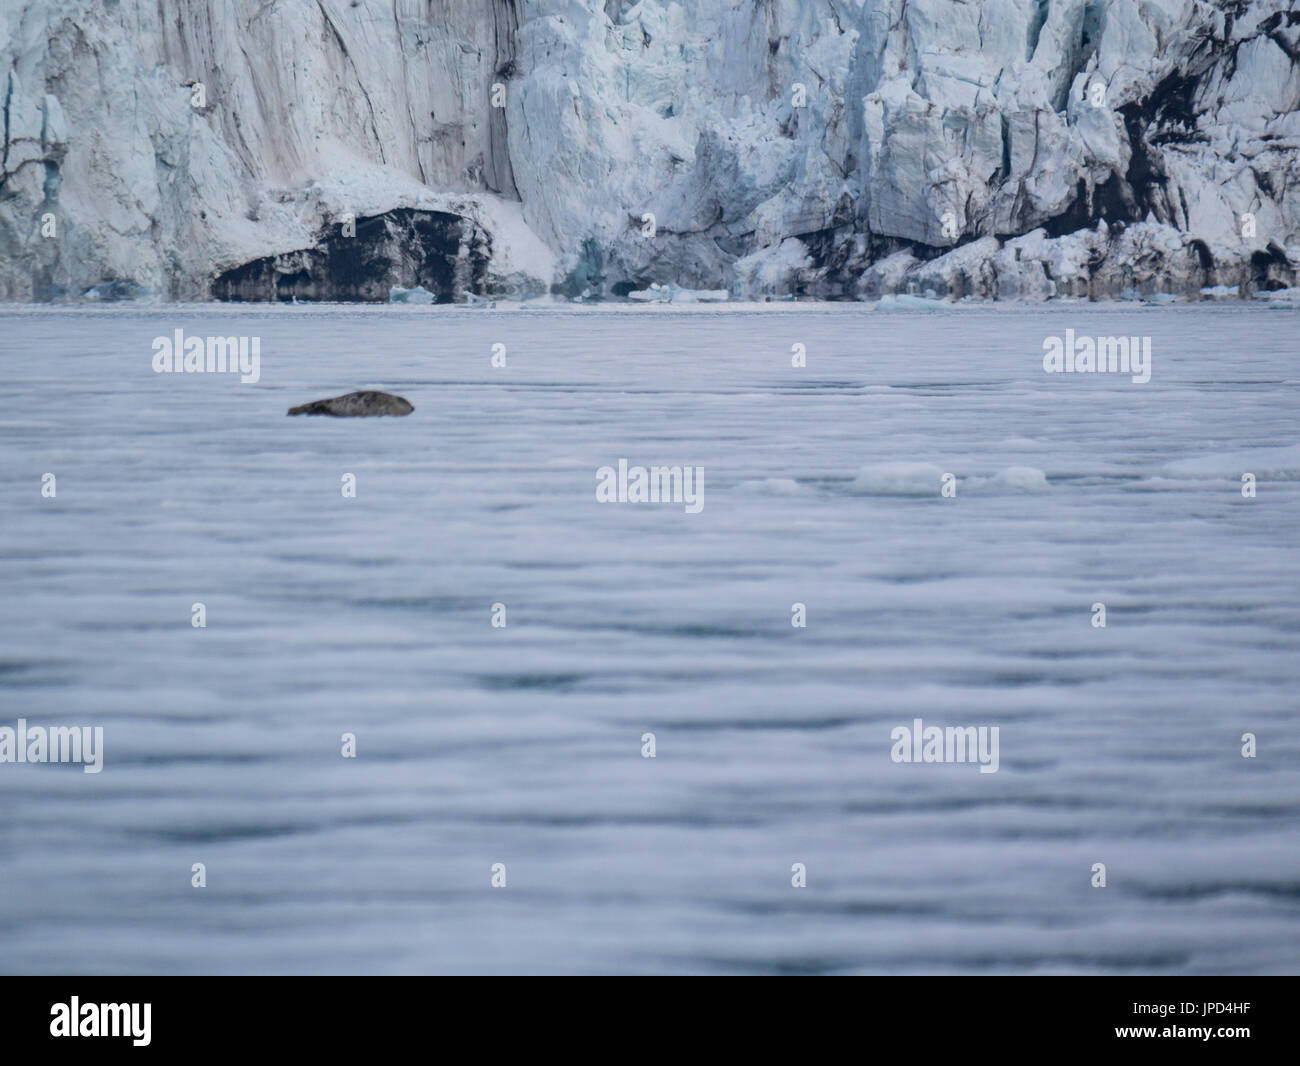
(1, 0, 1298, 302)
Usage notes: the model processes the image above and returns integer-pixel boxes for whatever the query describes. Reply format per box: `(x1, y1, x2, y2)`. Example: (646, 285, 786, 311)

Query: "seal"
(287, 390, 414, 417)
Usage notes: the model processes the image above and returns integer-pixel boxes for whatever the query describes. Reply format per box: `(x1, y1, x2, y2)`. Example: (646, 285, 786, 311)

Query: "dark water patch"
(474, 672, 589, 692)
(564, 621, 772, 639)
(349, 595, 483, 612)
(1132, 883, 1300, 903)
(888, 381, 1015, 391)
(0, 674, 80, 689)
(472, 812, 772, 829)
(1180, 380, 1294, 388)
(843, 794, 1112, 816)
(69, 621, 177, 633)
(656, 716, 857, 732)
(111, 753, 272, 768)
(975, 672, 1091, 687)
(938, 949, 1193, 970)
(704, 898, 948, 919)
(1198, 804, 1300, 820)
(660, 954, 862, 976)
(1057, 473, 1148, 485)
(751, 380, 872, 391)
(139, 822, 313, 844)
(0, 659, 46, 676)
(663, 948, 1191, 975)
(876, 572, 964, 585)
(272, 554, 398, 569)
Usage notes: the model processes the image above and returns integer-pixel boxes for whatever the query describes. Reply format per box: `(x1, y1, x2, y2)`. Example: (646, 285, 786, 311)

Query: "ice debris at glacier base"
(388, 286, 435, 305)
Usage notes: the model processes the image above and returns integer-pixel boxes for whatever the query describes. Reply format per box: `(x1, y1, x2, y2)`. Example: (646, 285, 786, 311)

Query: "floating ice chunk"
(627, 283, 727, 304)
(1252, 288, 1300, 304)
(874, 294, 944, 312)
(627, 284, 672, 304)
(851, 462, 946, 495)
(962, 466, 1051, 493)
(389, 285, 434, 304)
(992, 466, 1050, 491)
(1199, 285, 1240, 299)
(739, 477, 805, 495)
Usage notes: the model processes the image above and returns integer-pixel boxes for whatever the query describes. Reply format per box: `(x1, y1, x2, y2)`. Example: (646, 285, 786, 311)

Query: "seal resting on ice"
(287, 390, 414, 417)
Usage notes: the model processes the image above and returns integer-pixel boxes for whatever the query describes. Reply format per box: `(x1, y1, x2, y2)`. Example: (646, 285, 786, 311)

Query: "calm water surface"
(0, 303, 1297, 974)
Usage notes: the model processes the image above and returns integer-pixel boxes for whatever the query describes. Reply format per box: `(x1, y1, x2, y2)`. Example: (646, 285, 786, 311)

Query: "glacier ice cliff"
(1, 0, 1297, 302)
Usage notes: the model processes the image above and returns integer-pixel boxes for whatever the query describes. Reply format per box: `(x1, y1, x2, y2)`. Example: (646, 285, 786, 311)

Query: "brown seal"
(287, 391, 414, 417)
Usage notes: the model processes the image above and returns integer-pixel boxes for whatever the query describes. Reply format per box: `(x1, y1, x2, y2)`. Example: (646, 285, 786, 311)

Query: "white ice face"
(2, 1, 1296, 302)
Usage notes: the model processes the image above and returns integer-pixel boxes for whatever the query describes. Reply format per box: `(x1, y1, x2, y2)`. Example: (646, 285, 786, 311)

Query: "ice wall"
(1, 0, 1297, 300)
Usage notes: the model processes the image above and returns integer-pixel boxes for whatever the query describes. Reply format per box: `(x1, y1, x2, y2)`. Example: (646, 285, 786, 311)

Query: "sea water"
(0, 302, 1297, 974)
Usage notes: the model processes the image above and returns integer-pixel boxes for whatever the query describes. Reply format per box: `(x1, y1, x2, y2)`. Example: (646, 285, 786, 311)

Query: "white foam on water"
(1162, 443, 1300, 480)
(851, 462, 947, 495)
(963, 466, 1051, 493)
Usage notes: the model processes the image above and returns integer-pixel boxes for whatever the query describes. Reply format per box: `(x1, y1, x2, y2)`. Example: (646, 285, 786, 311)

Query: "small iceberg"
(873, 293, 944, 312)
(627, 284, 672, 304)
(1199, 285, 1239, 299)
(463, 290, 497, 308)
(965, 466, 1051, 493)
(1117, 289, 1178, 304)
(851, 462, 947, 495)
(688, 287, 729, 302)
(627, 283, 728, 304)
(849, 463, 1050, 496)
(1252, 287, 1300, 305)
(389, 285, 434, 305)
